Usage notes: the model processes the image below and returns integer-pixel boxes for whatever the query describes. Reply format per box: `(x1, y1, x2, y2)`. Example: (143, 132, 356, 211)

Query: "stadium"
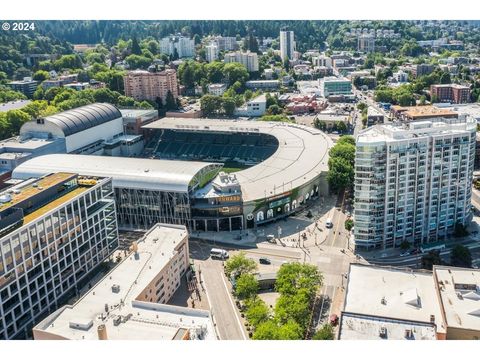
(13, 115, 333, 232)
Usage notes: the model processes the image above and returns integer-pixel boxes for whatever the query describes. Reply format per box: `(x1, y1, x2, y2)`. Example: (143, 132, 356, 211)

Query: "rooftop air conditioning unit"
(379, 326, 387, 338)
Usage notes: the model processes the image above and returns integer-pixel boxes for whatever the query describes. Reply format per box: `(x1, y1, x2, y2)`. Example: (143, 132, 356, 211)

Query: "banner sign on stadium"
(268, 197, 290, 209)
(217, 195, 242, 203)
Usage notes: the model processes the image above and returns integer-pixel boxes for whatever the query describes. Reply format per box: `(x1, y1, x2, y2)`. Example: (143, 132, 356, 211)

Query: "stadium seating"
(147, 129, 278, 164)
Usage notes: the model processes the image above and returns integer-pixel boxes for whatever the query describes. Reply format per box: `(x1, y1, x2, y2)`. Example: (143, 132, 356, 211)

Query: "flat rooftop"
(33, 224, 216, 340)
(357, 117, 476, 144)
(339, 312, 437, 340)
(391, 105, 458, 119)
(344, 264, 446, 335)
(0, 172, 76, 212)
(144, 118, 333, 203)
(434, 266, 480, 332)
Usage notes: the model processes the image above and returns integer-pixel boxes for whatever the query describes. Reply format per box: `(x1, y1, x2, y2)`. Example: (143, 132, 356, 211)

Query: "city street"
(189, 239, 248, 340)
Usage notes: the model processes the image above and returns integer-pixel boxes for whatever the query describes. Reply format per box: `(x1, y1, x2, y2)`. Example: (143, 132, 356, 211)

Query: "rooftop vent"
(381, 297, 387, 305)
(111, 284, 120, 293)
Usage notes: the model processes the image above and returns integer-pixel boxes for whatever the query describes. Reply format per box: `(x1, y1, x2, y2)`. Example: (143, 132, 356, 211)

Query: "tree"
(328, 157, 354, 192)
(399, 241, 411, 251)
(32, 70, 50, 82)
(125, 54, 151, 70)
(329, 143, 355, 165)
(222, 97, 236, 116)
(344, 218, 354, 231)
(253, 320, 280, 340)
(421, 250, 442, 270)
(275, 291, 312, 330)
(223, 62, 249, 86)
(337, 135, 355, 146)
(312, 324, 334, 340)
(275, 263, 322, 298)
(235, 273, 259, 299)
(453, 221, 469, 238)
(131, 36, 142, 55)
(283, 58, 290, 72)
(200, 95, 223, 116)
(224, 251, 257, 278)
(450, 245, 472, 268)
(165, 91, 177, 111)
(245, 297, 270, 327)
(277, 320, 303, 340)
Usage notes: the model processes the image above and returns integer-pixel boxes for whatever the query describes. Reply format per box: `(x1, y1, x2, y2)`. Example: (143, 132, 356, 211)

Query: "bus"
(210, 248, 229, 260)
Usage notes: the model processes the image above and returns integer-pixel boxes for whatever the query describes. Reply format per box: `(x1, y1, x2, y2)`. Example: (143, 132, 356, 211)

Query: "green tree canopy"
(224, 251, 257, 278)
(235, 273, 259, 300)
(451, 245, 472, 268)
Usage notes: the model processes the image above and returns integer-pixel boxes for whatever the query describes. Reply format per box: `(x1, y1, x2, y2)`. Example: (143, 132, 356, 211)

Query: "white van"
(210, 248, 229, 260)
(325, 218, 333, 228)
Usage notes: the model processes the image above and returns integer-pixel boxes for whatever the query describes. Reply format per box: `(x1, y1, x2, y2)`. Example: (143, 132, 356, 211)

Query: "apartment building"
(208, 36, 238, 51)
(358, 34, 375, 53)
(33, 224, 216, 340)
(280, 30, 295, 61)
(0, 173, 118, 339)
(205, 43, 218, 63)
(311, 55, 332, 69)
(160, 36, 195, 58)
(431, 84, 471, 104)
(354, 117, 476, 250)
(123, 69, 178, 102)
(207, 83, 227, 96)
(223, 51, 259, 72)
(7, 77, 38, 98)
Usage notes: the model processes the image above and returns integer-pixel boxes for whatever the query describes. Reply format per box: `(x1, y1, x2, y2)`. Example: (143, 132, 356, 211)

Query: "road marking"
(220, 271, 248, 340)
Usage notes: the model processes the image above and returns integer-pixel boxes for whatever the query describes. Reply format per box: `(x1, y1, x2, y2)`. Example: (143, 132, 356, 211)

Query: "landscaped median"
(224, 251, 333, 340)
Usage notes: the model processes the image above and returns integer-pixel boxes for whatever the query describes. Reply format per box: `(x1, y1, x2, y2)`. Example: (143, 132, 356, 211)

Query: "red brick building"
(430, 84, 471, 104)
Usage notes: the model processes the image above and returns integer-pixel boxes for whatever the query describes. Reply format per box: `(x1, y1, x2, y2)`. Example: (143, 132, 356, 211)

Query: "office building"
(235, 94, 267, 117)
(280, 30, 295, 61)
(431, 84, 471, 104)
(7, 77, 38, 98)
(160, 35, 195, 58)
(205, 43, 218, 63)
(357, 34, 375, 53)
(123, 69, 179, 102)
(223, 51, 259, 72)
(321, 77, 353, 97)
(0, 173, 118, 339)
(339, 264, 480, 340)
(354, 117, 476, 250)
(33, 223, 216, 340)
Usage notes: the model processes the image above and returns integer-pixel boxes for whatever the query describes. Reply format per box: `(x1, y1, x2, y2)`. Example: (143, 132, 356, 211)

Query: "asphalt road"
(189, 239, 248, 340)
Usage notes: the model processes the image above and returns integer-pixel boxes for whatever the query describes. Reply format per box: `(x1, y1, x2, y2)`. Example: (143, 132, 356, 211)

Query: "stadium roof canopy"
(144, 118, 333, 202)
(13, 154, 221, 193)
(43, 103, 122, 136)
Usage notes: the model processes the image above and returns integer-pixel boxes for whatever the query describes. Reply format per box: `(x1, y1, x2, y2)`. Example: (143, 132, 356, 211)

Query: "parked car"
(400, 251, 410, 257)
(259, 257, 271, 265)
